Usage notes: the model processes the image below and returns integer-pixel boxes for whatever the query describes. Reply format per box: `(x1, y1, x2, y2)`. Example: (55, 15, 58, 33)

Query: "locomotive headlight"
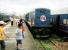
(40, 15, 46, 22)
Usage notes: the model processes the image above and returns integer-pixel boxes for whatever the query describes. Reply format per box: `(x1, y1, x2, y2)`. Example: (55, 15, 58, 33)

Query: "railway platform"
(3, 21, 44, 50)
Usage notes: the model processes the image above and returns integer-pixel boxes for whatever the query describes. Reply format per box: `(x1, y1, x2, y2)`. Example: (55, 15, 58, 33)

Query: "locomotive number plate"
(40, 15, 46, 22)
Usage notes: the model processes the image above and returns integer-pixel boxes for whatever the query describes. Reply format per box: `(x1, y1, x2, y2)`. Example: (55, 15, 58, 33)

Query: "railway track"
(35, 38, 63, 50)
(49, 39, 63, 50)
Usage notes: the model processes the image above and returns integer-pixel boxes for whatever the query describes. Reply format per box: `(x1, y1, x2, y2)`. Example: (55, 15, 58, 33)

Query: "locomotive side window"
(67, 19, 68, 25)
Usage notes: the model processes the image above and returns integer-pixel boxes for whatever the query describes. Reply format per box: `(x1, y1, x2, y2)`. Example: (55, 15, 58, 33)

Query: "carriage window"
(63, 19, 68, 25)
(63, 19, 67, 24)
(67, 19, 68, 25)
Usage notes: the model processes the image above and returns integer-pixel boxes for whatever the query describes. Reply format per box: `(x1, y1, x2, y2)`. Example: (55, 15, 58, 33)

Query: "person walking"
(10, 17, 13, 26)
(0, 21, 8, 50)
(16, 23, 24, 50)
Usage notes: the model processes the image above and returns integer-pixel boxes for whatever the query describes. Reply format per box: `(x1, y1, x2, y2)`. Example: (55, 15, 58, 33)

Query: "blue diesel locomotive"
(25, 8, 56, 38)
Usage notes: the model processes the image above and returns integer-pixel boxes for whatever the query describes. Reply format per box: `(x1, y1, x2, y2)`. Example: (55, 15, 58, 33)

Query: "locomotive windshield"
(40, 9, 45, 14)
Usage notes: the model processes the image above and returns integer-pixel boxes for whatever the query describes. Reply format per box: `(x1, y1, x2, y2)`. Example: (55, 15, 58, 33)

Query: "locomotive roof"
(35, 8, 50, 10)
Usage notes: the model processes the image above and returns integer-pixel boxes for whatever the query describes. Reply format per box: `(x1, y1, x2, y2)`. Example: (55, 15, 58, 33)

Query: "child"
(0, 21, 8, 50)
(16, 23, 24, 50)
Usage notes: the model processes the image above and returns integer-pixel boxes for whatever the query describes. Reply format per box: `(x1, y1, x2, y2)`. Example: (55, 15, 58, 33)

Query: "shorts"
(16, 40, 22, 45)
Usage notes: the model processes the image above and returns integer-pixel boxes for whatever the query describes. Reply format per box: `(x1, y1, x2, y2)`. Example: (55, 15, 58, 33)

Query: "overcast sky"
(0, 0, 68, 15)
